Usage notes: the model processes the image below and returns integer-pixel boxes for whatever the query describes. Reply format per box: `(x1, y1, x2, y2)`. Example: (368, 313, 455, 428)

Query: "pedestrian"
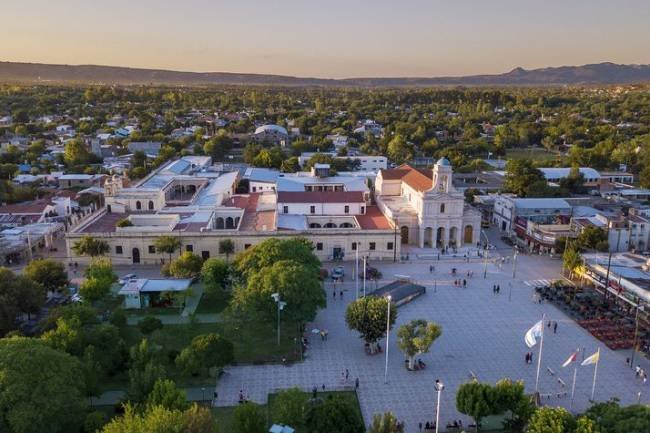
(322, 383, 326, 391)
(497, 284, 500, 294)
(340, 290, 343, 299)
(419, 421, 423, 432)
(429, 265, 433, 273)
(553, 321, 558, 334)
(345, 369, 349, 381)
(425, 421, 430, 431)
(529, 352, 534, 364)
(525, 352, 529, 363)
(355, 377, 359, 390)
(324, 329, 328, 340)
(463, 279, 467, 288)
(312, 386, 318, 399)
(636, 365, 641, 377)
(626, 357, 631, 366)
(333, 290, 336, 299)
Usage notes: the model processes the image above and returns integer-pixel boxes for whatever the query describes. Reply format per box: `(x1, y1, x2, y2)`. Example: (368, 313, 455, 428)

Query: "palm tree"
(218, 239, 235, 262)
(154, 236, 181, 263)
(72, 235, 109, 257)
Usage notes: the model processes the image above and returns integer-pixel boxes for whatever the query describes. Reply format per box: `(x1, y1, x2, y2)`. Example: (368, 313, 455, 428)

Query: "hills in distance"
(1, 61, 650, 87)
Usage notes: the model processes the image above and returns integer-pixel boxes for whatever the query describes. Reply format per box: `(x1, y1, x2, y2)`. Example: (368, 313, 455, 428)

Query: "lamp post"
(630, 301, 645, 369)
(512, 249, 518, 279)
(393, 217, 398, 263)
(384, 295, 392, 384)
(434, 379, 444, 433)
(271, 293, 286, 346)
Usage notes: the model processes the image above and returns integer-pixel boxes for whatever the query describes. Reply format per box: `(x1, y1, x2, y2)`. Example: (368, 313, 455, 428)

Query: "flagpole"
(590, 348, 600, 401)
(355, 247, 359, 299)
(535, 313, 546, 392)
(570, 348, 579, 410)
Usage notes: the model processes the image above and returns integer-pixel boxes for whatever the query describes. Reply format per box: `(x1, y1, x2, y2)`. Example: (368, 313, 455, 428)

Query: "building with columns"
(375, 158, 481, 249)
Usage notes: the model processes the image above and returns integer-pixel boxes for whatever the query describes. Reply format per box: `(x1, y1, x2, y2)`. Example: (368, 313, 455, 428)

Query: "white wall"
(277, 202, 365, 216)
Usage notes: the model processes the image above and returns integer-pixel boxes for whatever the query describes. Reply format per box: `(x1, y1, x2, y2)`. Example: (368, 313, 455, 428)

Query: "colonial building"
(375, 159, 481, 249)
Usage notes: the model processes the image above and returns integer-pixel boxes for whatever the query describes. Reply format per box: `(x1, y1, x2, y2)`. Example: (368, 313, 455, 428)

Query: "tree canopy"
(345, 296, 397, 347)
(23, 259, 68, 292)
(396, 319, 442, 369)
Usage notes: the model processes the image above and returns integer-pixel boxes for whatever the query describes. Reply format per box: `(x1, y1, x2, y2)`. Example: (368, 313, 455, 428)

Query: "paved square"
(215, 245, 650, 433)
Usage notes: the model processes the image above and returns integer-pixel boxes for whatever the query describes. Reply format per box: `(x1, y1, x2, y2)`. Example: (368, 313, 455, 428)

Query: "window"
(252, 186, 257, 192)
(310, 205, 316, 214)
(148, 201, 154, 210)
(283, 205, 288, 214)
(136, 201, 142, 210)
(148, 245, 156, 254)
(316, 242, 323, 251)
(185, 245, 193, 252)
(344, 205, 349, 214)
(440, 203, 445, 213)
(352, 242, 357, 251)
(115, 246, 123, 254)
(387, 242, 394, 250)
(361, 206, 365, 214)
(369, 242, 376, 250)
(201, 251, 210, 260)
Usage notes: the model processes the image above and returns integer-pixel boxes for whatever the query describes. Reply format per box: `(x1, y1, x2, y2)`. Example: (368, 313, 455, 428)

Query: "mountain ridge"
(1, 61, 650, 87)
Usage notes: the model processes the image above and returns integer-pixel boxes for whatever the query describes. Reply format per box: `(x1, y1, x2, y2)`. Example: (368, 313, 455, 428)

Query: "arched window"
(136, 201, 142, 210)
(148, 201, 154, 210)
(324, 222, 337, 228)
(225, 217, 234, 229)
(216, 217, 224, 229)
(309, 223, 322, 228)
(340, 222, 353, 228)
(440, 203, 445, 213)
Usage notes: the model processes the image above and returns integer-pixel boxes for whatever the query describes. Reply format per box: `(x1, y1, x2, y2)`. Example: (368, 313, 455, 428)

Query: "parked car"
(331, 266, 345, 281)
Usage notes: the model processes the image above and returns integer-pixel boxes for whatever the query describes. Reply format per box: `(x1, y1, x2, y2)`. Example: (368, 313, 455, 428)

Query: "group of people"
(634, 365, 648, 383)
(492, 284, 501, 294)
(525, 351, 535, 364)
(318, 329, 329, 341)
(453, 279, 467, 288)
(332, 289, 344, 299)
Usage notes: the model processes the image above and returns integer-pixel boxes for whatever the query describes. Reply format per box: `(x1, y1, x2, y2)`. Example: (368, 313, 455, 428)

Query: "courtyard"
(214, 233, 650, 432)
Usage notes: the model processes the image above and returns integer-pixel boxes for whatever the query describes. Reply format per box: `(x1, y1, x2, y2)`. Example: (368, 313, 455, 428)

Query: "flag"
(562, 351, 578, 367)
(525, 320, 543, 348)
(581, 349, 600, 366)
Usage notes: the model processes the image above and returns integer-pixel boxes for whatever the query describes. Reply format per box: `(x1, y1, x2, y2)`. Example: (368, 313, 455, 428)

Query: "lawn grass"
(506, 147, 558, 163)
(213, 390, 362, 433)
(101, 318, 300, 392)
(195, 289, 231, 314)
(125, 307, 183, 316)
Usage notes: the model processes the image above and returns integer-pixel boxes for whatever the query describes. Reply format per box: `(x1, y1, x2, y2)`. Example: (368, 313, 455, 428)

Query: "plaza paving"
(214, 247, 650, 432)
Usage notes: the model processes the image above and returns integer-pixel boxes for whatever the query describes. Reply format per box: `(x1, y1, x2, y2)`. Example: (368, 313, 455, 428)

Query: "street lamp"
(384, 295, 392, 384)
(630, 301, 645, 369)
(271, 293, 287, 346)
(435, 379, 445, 433)
(512, 249, 518, 279)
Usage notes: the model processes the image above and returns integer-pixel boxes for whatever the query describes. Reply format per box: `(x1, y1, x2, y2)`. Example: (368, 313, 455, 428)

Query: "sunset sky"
(2, 0, 649, 78)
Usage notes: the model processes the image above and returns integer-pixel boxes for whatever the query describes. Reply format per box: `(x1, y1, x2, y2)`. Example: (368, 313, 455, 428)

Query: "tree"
(139, 316, 163, 335)
(575, 417, 600, 433)
(456, 380, 495, 432)
(201, 258, 229, 293)
(563, 246, 583, 279)
(233, 259, 326, 326)
(525, 407, 576, 433)
(64, 138, 93, 167)
(386, 134, 413, 164)
(154, 236, 181, 263)
(503, 159, 547, 197)
(0, 337, 86, 433)
(0, 267, 47, 333)
(232, 402, 266, 433)
(345, 296, 397, 352)
(128, 339, 166, 403)
(72, 235, 109, 257)
(233, 237, 320, 281)
(559, 166, 586, 194)
(176, 333, 234, 376)
(576, 226, 608, 252)
(203, 131, 232, 161)
(304, 394, 365, 433)
(79, 277, 111, 302)
(168, 252, 203, 278)
(281, 156, 301, 173)
(218, 239, 235, 262)
(183, 404, 219, 433)
(397, 319, 442, 369)
(272, 387, 308, 430)
(584, 400, 650, 433)
(147, 379, 189, 411)
(368, 411, 404, 433)
(23, 259, 68, 292)
(100, 404, 185, 433)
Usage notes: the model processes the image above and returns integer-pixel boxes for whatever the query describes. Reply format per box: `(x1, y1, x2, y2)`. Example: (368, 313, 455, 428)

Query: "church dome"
(436, 157, 451, 166)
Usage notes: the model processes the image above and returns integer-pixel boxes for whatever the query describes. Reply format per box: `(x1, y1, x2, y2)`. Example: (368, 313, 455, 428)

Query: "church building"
(375, 158, 481, 249)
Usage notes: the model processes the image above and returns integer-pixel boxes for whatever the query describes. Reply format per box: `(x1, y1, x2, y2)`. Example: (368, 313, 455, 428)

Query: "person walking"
(345, 369, 349, 381)
(355, 377, 359, 390)
(463, 279, 467, 288)
(419, 421, 423, 432)
(529, 352, 534, 364)
(340, 290, 343, 299)
(333, 290, 336, 299)
(553, 321, 558, 334)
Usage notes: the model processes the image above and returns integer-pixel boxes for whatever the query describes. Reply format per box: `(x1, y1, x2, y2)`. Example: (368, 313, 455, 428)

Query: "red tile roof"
(356, 206, 393, 230)
(380, 164, 433, 192)
(0, 199, 50, 214)
(277, 191, 365, 203)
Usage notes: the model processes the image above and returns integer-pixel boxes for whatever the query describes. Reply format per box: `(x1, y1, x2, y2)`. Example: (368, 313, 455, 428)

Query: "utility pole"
(512, 249, 518, 279)
(393, 217, 398, 263)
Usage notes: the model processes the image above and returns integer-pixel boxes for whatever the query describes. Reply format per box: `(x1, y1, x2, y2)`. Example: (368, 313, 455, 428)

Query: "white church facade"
(375, 158, 481, 249)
